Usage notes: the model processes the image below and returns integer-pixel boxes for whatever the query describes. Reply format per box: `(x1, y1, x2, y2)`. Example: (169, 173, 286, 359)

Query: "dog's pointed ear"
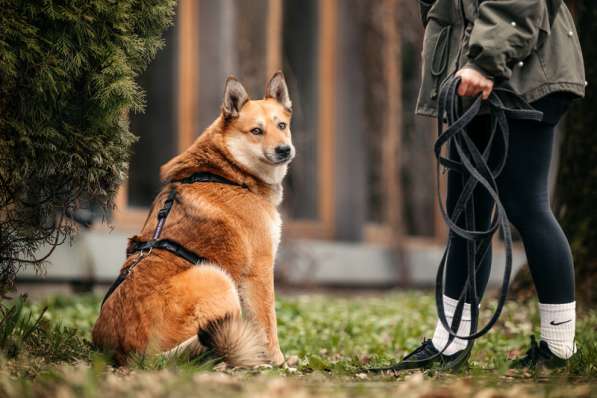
(265, 71, 292, 112)
(222, 76, 249, 121)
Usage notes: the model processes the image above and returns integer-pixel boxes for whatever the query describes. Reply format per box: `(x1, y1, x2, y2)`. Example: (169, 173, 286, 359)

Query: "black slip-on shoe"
(368, 339, 472, 372)
(510, 336, 568, 369)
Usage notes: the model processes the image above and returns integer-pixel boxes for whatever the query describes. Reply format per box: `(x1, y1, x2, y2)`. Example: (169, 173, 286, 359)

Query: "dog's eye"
(250, 127, 263, 135)
(277, 122, 287, 130)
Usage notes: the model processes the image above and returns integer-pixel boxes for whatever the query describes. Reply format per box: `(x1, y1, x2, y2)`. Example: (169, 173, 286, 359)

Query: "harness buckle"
(123, 247, 152, 276)
(139, 246, 153, 258)
(158, 208, 169, 218)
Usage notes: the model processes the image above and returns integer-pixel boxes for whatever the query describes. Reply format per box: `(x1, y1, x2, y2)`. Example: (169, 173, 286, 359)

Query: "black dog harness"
(100, 172, 247, 307)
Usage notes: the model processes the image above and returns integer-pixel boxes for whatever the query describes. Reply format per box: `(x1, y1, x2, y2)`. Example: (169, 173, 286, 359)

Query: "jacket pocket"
(535, 5, 552, 50)
(427, 0, 456, 26)
(461, 0, 477, 24)
(535, 4, 585, 85)
(422, 18, 453, 100)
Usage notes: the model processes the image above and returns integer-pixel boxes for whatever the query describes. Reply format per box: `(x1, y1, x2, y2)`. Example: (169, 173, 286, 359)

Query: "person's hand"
(455, 67, 494, 99)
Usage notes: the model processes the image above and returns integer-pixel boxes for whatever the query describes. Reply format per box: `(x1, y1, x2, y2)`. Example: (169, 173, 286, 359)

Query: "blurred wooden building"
(117, 0, 439, 243)
(20, 0, 525, 291)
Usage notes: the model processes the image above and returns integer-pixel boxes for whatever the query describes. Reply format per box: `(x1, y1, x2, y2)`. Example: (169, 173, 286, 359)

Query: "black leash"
(369, 75, 542, 371)
(100, 172, 246, 307)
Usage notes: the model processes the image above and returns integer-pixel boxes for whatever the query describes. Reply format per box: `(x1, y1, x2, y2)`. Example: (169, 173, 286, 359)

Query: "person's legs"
(409, 95, 575, 367)
(431, 116, 495, 354)
(432, 107, 576, 359)
(496, 116, 576, 359)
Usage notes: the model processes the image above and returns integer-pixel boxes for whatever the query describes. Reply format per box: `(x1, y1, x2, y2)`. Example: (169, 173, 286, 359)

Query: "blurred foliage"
(0, 293, 595, 397)
(0, 0, 176, 294)
(0, 296, 91, 377)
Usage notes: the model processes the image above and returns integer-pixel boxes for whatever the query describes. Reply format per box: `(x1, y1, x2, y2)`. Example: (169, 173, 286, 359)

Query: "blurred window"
(281, 0, 319, 220)
(128, 24, 178, 208)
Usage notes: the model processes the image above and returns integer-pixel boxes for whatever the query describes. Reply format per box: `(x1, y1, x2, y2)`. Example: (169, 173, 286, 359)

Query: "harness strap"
(100, 172, 245, 308)
(176, 171, 248, 188)
(127, 239, 206, 265)
(153, 189, 177, 240)
(100, 273, 127, 307)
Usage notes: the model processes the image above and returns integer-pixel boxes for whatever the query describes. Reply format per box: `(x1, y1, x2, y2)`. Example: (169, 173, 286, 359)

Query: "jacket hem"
(521, 82, 586, 104)
(415, 107, 439, 118)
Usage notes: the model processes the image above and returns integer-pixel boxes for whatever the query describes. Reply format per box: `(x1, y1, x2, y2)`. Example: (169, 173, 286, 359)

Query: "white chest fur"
(269, 210, 282, 261)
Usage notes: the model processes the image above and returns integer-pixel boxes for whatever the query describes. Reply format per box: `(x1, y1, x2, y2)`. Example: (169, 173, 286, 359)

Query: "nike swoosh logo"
(550, 319, 572, 326)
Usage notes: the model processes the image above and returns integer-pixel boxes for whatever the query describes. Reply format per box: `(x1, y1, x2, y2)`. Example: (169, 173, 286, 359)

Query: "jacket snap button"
(585, 81, 589, 87)
(511, 21, 517, 27)
(568, 31, 574, 37)
(517, 61, 524, 67)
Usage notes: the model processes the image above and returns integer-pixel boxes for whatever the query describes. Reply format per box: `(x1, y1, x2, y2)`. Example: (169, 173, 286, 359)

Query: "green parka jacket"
(416, 0, 586, 117)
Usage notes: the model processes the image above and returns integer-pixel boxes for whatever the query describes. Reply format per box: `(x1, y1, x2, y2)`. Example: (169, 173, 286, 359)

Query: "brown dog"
(92, 72, 294, 366)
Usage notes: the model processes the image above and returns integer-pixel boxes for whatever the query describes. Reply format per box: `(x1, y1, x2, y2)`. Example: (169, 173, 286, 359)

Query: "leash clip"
(138, 246, 153, 258)
(123, 247, 152, 276)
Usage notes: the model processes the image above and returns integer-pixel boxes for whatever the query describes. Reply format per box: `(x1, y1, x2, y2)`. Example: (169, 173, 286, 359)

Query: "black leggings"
(444, 95, 575, 305)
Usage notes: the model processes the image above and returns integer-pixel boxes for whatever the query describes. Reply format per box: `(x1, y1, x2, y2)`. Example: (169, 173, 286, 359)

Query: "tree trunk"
(510, 0, 596, 307)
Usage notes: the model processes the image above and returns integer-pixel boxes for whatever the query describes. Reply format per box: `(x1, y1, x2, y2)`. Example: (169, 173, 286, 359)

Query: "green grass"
(0, 292, 595, 397)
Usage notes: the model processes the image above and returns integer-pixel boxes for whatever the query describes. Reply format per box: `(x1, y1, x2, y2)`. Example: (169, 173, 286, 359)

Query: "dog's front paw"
(269, 349, 285, 366)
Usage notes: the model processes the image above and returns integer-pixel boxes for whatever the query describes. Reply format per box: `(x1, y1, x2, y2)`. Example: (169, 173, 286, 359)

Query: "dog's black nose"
(275, 145, 292, 160)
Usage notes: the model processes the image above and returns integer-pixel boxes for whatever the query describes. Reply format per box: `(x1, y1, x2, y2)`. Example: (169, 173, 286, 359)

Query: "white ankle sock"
(431, 295, 471, 355)
(539, 301, 576, 359)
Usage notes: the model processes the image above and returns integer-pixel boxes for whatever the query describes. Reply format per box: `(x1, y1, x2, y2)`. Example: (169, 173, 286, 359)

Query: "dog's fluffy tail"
(198, 314, 267, 368)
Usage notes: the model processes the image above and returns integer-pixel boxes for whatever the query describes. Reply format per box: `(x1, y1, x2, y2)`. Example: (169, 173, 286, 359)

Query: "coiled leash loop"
(434, 76, 542, 347)
(369, 75, 542, 372)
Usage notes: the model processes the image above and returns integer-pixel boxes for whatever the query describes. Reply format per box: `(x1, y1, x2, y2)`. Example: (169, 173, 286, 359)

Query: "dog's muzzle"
(270, 145, 294, 164)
